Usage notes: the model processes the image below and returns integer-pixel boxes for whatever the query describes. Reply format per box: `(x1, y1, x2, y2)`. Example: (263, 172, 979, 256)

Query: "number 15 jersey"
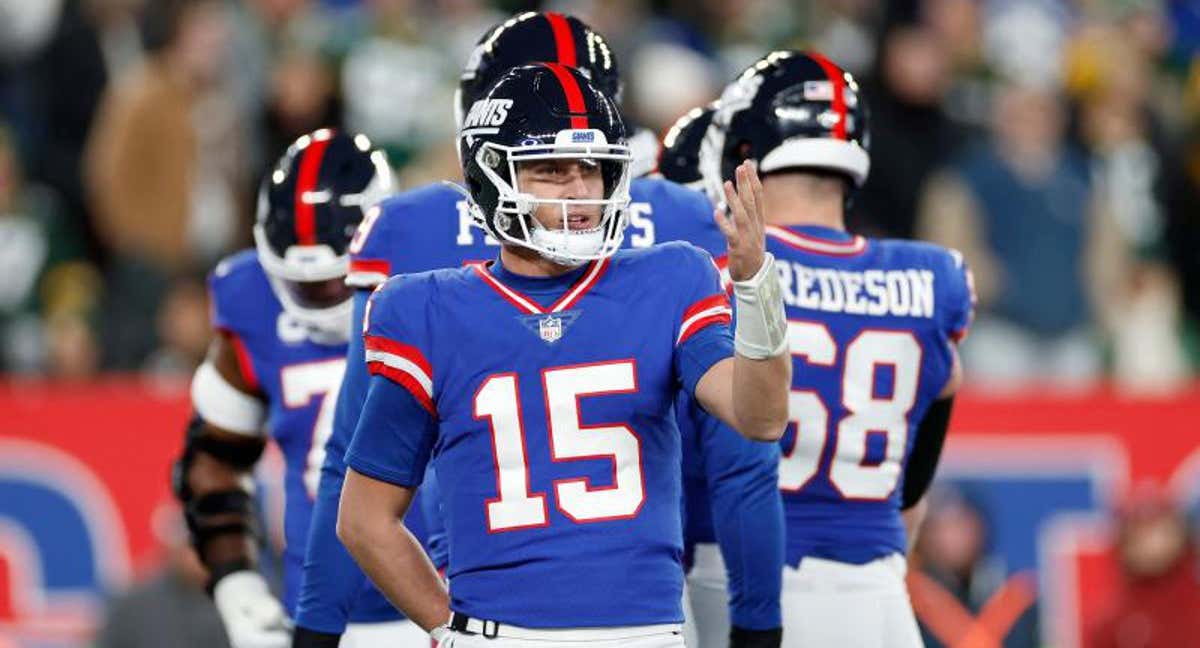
(769, 225, 974, 566)
(346, 242, 736, 628)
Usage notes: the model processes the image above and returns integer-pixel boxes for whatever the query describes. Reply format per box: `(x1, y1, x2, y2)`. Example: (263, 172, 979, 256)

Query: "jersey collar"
(473, 256, 611, 315)
(765, 224, 868, 256)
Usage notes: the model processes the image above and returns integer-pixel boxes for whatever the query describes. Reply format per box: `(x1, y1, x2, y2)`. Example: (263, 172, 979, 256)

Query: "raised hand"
(712, 160, 767, 282)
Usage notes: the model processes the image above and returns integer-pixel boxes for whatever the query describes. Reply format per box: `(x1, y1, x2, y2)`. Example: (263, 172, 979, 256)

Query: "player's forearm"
(731, 353, 790, 441)
(338, 514, 449, 630)
(336, 474, 449, 631)
(709, 445, 784, 629)
(902, 498, 928, 555)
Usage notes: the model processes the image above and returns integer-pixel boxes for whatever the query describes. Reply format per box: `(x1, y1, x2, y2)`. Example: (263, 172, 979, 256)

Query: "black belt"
(450, 611, 501, 639)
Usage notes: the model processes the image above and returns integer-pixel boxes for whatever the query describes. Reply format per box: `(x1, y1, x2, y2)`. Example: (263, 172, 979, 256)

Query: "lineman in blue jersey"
(703, 51, 974, 648)
(337, 64, 790, 648)
(174, 130, 436, 648)
(294, 12, 784, 648)
(660, 103, 786, 648)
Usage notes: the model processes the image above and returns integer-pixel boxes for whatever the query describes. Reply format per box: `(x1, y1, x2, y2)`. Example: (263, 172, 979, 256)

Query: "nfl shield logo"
(539, 315, 563, 343)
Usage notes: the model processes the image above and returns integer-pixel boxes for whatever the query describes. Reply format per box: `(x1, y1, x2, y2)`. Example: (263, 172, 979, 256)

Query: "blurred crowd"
(2, 0, 1200, 393)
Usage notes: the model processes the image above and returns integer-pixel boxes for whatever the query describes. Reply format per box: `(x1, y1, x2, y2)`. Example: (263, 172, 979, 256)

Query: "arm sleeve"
(943, 249, 976, 342)
(345, 279, 439, 487)
(294, 291, 377, 634)
(901, 396, 955, 510)
(674, 246, 735, 398)
(346, 375, 438, 487)
(346, 203, 394, 288)
(207, 261, 262, 391)
(693, 399, 784, 630)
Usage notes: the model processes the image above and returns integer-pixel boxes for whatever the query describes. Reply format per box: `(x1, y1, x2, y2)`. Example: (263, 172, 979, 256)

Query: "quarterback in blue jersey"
(336, 64, 790, 648)
(704, 51, 973, 648)
(174, 130, 440, 648)
(294, 12, 783, 648)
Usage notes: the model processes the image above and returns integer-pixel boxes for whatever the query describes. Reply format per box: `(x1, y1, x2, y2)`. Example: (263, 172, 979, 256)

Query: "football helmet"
(459, 63, 632, 266)
(658, 102, 719, 202)
(254, 129, 394, 344)
(702, 50, 870, 205)
(457, 11, 620, 131)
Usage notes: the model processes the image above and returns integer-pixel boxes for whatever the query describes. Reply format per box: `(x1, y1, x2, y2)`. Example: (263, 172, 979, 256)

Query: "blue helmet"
(254, 129, 393, 341)
(658, 103, 719, 197)
(457, 12, 620, 130)
(705, 50, 871, 197)
(460, 63, 632, 266)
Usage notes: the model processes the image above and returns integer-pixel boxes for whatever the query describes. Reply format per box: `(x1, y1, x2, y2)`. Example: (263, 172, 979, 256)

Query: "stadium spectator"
(856, 20, 970, 239)
(94, 515, 231, 648)
(1066, 18, 1189, 392)
(84, 0, 245, 369)
(23, 0, 145, 265)
(917, 83, 1127, 390)
(1086, 484, 1200, 648)
(340, 0, 455, 169)
(909, 486, 1039, 648)
(0, 121, 88, 374)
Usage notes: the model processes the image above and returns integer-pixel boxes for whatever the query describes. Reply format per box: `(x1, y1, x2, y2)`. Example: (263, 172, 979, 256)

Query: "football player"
(338, 61, 789, 648)
(703, 51, 971, 647)
(660, 102, 787, 648)
(293, 12, 784, 648)
(173, 129, 437, 648)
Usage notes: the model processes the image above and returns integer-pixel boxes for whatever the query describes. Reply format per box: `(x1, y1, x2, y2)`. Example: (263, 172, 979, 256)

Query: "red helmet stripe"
(542, 62, 590, 129)
(545, 12, 577, 68)
(809, 52, 847, 141)
(293, 134, 333, 245)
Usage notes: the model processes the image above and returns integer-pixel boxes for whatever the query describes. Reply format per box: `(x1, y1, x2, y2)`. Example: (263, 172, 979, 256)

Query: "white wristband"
(732, 253, 789, 359)
(430, 624, 451, 642)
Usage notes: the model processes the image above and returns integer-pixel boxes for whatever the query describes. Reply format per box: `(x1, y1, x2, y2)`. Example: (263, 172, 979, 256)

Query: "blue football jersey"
(766, 225, 974, 566)
(348, 243, 735, 627)
(207, 250, 428, 620)
(296, 178, 783, 632)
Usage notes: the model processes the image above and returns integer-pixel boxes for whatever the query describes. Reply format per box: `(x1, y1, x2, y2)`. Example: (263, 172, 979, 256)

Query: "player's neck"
(761, 172, 847, 232)
(499, 245, 580, 278)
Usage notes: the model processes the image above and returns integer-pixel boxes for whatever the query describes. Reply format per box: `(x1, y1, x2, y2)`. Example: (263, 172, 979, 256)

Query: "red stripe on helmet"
(293, 133, 333, 245)
(809, 52, 847, 141)
(542, 62, 589, 129)
(545, 12, 577, 68)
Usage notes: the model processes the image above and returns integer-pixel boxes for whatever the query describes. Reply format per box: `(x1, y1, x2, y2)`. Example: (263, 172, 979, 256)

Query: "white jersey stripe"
(364, 349, 434, 398)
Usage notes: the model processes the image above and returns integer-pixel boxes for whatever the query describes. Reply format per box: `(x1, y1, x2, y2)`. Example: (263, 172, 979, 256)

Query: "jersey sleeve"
(690, 399, 784, 630)
(942, 249, 976, 342)
(345, 277, 439, 487)
(206, 254, 262, 392)
(671, 244, 735, 398)
(295, 289, 441, 633)
(346, 203, 394, 289)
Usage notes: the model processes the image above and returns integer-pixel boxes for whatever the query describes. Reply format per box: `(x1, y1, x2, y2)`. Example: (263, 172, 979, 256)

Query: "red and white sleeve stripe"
(364, 335, 436, 416)
(347, 258, 392, 288)
(676, 294, 733, 346)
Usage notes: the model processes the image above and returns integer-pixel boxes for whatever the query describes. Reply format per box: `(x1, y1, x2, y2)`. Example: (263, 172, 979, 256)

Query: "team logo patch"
(518, 310, 581, 345)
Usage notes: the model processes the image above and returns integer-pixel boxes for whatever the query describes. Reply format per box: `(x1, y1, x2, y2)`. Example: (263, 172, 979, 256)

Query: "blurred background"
(1, 0, 1199, 646)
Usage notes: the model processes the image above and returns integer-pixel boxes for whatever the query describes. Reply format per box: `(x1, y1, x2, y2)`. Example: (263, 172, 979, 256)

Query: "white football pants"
(683, 543, 731, 648)
(439, 624, 685, 647)
(343, 620, 432, 647)
(781, 553, 923, 648)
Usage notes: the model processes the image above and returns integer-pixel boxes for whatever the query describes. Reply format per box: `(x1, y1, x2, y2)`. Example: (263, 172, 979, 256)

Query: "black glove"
(292, 626, 341, 648)
(730, 625, 782, 648)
